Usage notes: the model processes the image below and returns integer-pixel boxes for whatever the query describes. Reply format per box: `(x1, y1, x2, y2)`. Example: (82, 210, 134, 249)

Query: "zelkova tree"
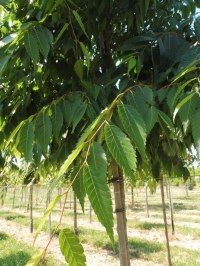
(1, 0, 200, 265)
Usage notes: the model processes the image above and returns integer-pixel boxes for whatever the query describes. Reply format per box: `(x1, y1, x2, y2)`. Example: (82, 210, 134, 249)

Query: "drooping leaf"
(34, 27, 50, 59)
(0, 54, 10, 74)
(18, 121, 34, 162)
(127, 58, 136, 74)
(35, 112, 52, 154)
(24, 31, 39, 64)
(179, 94, 199, 133)
(83, 142, 114, 243)
(72, 10, 89, 39)
(74, 59, 84, 81)
(80, 42, 90, 74)
(61, 95, 87, 132)
(104, 123, 136, 180)
(173, 92, 196, 121)
(71, 166, 86, 212)
(144, 106, 158, 134)
(50, 103, 63, 141)
(33, 143, 42, 167)
(59, 228, 86, 266)
(4, 121, 24, 150)
(171, 78, 196, 108)
(54, 23, 69, 44)
(192, 107, 200, 158)
(158, 110, 174, 133)
(118, 102, 147, 159)
(34, 194, 62, 244)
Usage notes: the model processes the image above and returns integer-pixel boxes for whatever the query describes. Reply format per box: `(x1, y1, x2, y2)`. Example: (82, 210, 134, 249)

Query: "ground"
(0, 183, 200, 265)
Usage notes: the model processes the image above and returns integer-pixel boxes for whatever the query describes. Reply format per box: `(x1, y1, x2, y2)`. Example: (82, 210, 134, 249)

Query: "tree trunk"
(145, 183, 149, 217)
(112, 160, 130, 266)
(20, 185, 24, 209)
(73, 192, 79, 235)
(168, 179, 175, 235)
(46, 187, 52, 237)
(131, 186, 135, 208)
(89, 204, 92, 223)
(160, 175, 172, 266)
(30, 185, 33, 233)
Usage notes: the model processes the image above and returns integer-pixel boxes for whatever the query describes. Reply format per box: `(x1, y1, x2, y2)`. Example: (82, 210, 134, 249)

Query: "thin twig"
(40, 143, 91, 265)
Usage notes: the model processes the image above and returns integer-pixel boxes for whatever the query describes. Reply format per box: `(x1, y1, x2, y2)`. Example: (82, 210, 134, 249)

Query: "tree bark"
(112, 161, 130, 266)
(73, 192, 79, 235)
(30, 185, 33, 233)
(160, 175, 172, 266)
(168, 179, 175, 235)
(145, 183, 149, 218)
(131, 186, 135, 208)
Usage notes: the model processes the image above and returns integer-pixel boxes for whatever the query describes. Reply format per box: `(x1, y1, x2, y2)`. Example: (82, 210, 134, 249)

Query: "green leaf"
(26, 251, 43, 266)
(72, 10, 89, 39)
(34, 194, 62, 245)
(18, 121, 34, 162)
(35, 112, 52, 154)
(4, 121, 24, 150)
(145, 0, 151, 15)
(71, 166, 86, 212)
(83, 142, 114, 243)
(34, 27, 50, 59)
(128, 58, 136, 74)
(104, 123, 136, 180)
(80, 42, 90, 74)
(74, 59, 84, 81)
(179, 94, 199, 133)
(59, 228, 86, 266)
(0, 55, 10, 74)
(24, 31, 39, 64)
(144, 106, 158, 133)
(171, 78, 196, 108)
(33, 143, 42, 167)
(118, 102, 147, 159)
(192, 108, 200, 158)
(158, 110, 174, 133)
(50, 103, 63, 141)
(173, 92, 196, 121)
(54, 23, 69, 44)
(61, 95, 87, 132)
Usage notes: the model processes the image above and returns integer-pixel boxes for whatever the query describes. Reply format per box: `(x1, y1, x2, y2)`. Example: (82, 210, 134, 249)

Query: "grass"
(0, 231, 65, 266)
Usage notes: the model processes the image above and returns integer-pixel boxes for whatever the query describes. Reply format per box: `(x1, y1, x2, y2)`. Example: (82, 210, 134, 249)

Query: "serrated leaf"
(80, 42, 90, 71)
(18, 121, 34, 162)
(118, 102, 147, 159)
(59, 228, 86, 266)
(192, 108, 200, 158)
(61, 95, 87, 132)
(104, 123, 136, 180)
(34, 194, 62, 245)
(24, 31, 39, 64)
(144, 106, 158, 133)
(4, 121, 24, 150)
(179, 94, 199, 133)
(26, 251, 43, 266)
(74, 59, 84, 81)
(33, 143, 42, 167)
(173, 92, 196, 121)
(34, 27, 50, 59)
(72, 10, 89, 39)
(83, 142, 114, 243)
(35, 112, 52, 154)
(71, 166, 86, 212)
(171, 78, 196, 108)
(158, 110, 174, 133)
(50, 103, 63, 141)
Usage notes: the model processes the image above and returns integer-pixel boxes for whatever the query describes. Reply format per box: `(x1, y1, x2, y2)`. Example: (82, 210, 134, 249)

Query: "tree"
(1, 1, 200, 265)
